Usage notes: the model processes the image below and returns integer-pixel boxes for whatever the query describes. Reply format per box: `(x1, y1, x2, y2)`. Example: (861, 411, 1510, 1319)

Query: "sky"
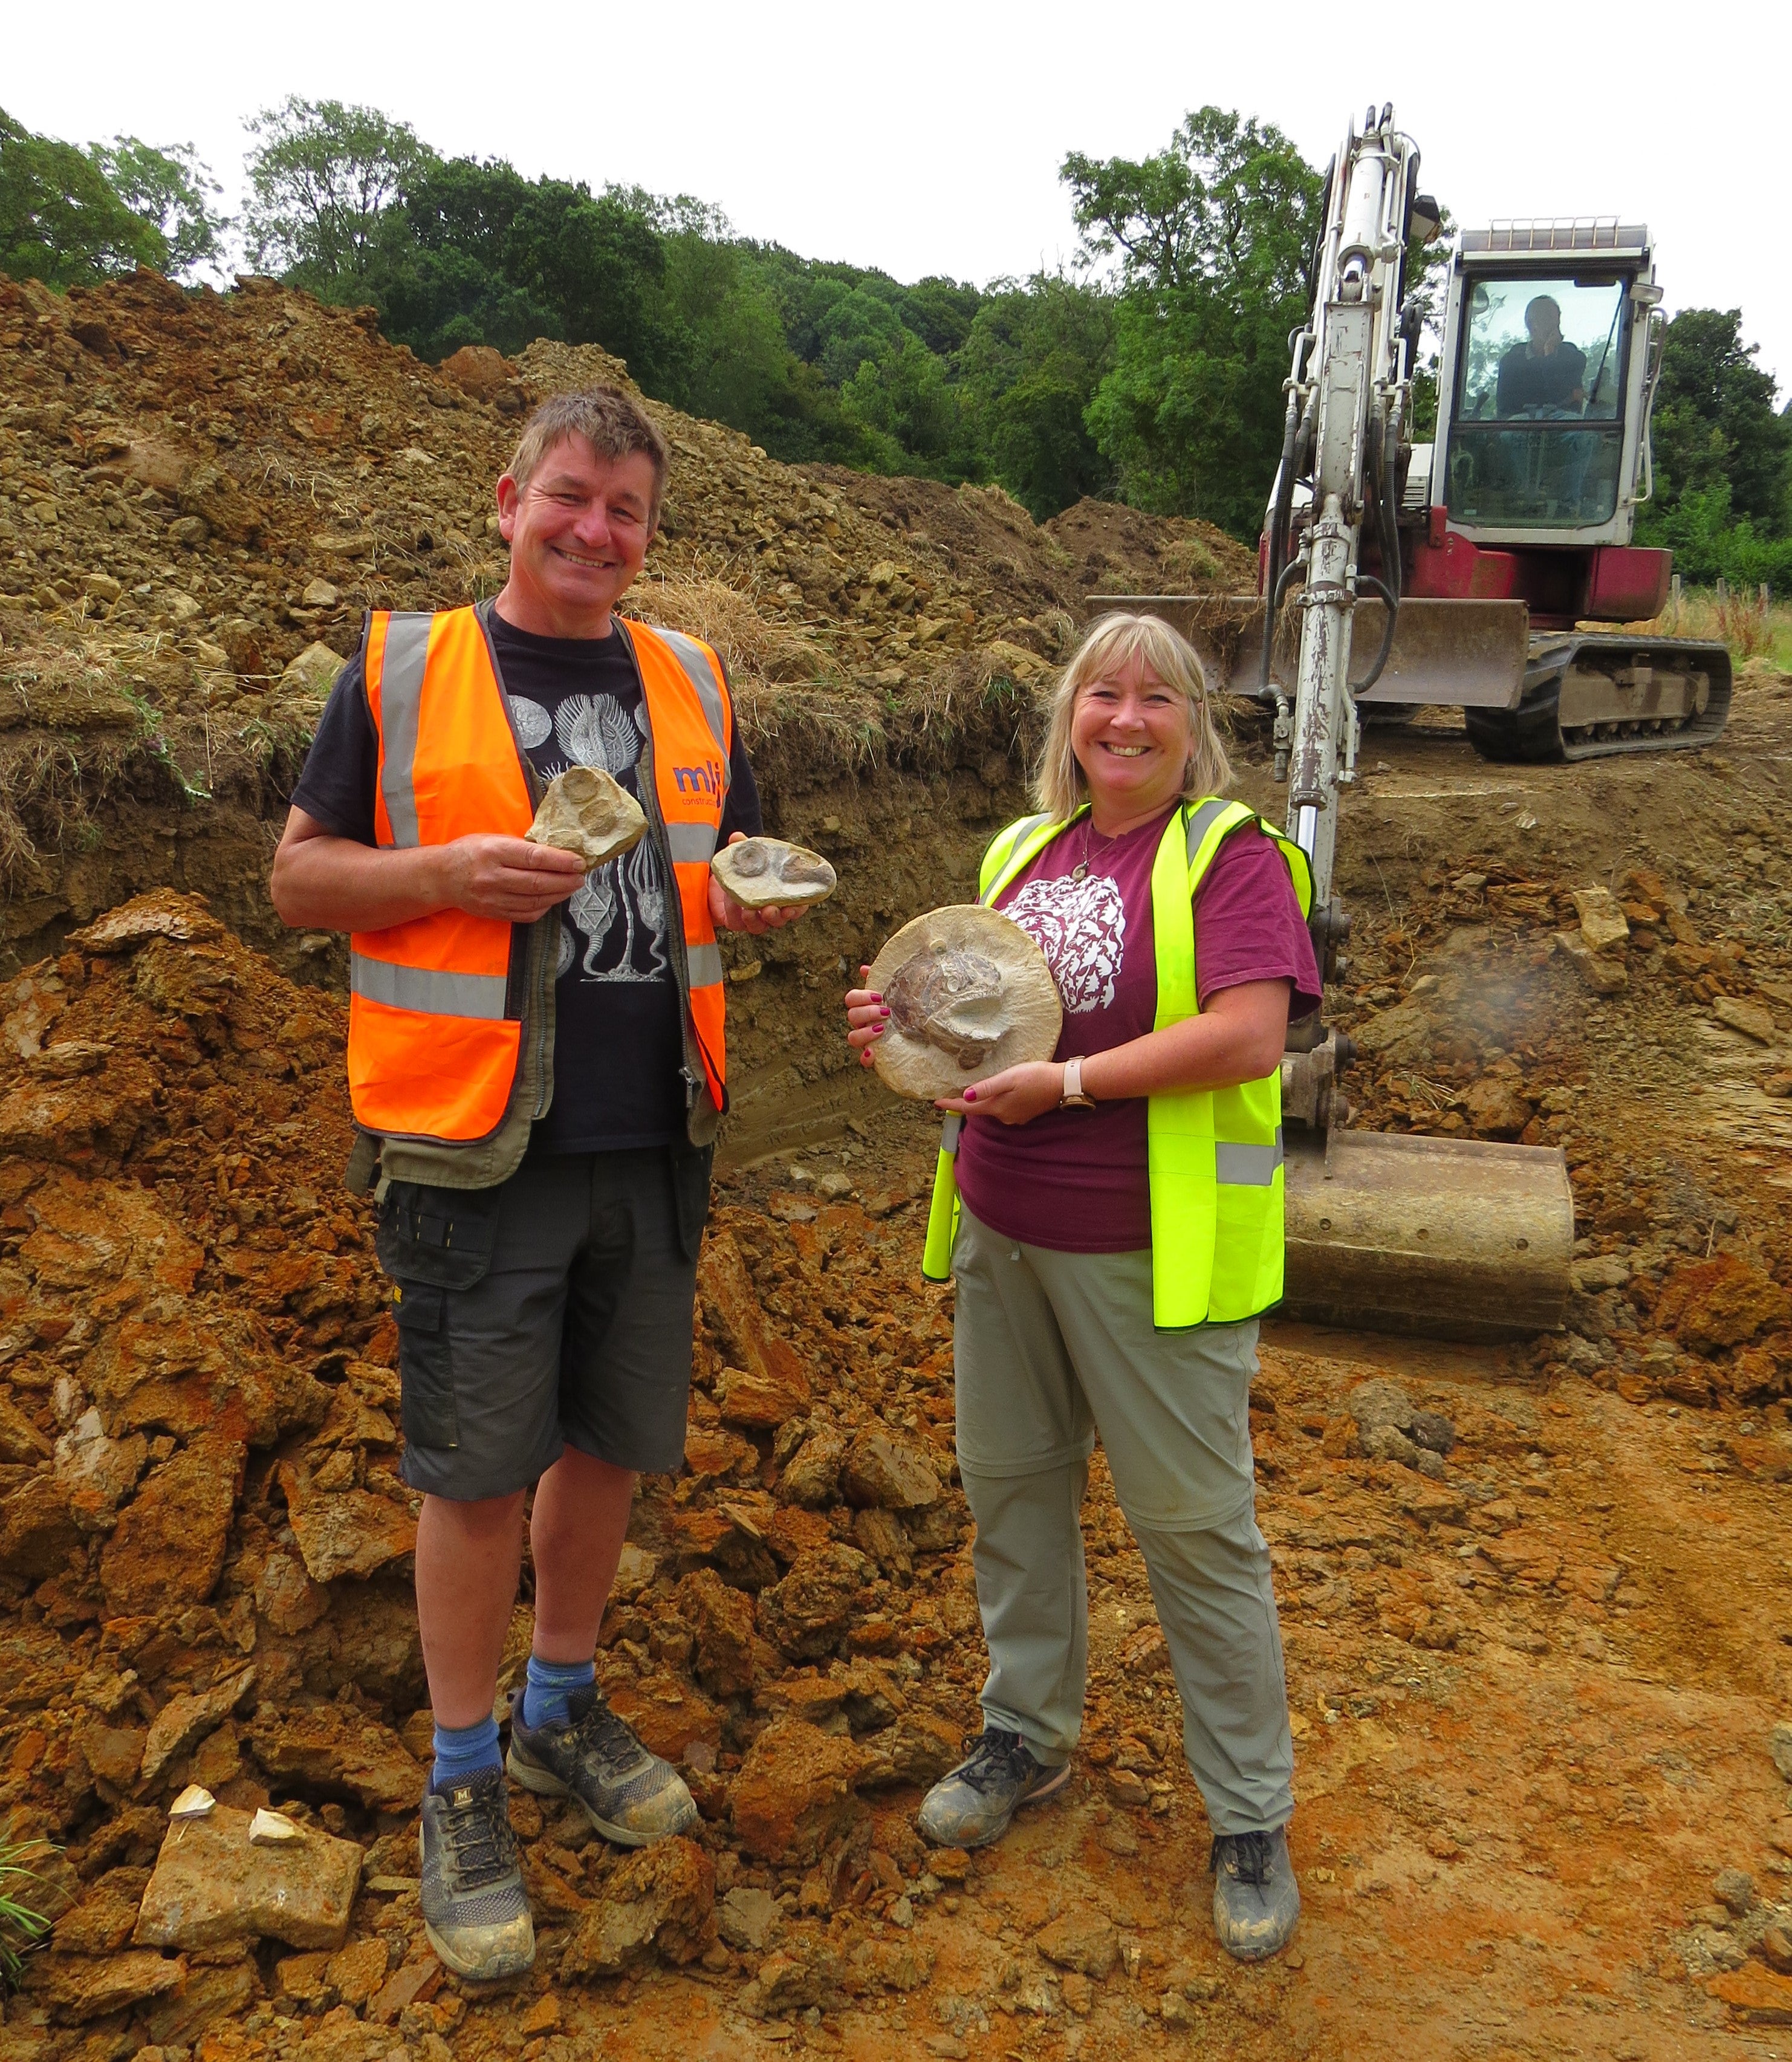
(10, 0, 1787, 395)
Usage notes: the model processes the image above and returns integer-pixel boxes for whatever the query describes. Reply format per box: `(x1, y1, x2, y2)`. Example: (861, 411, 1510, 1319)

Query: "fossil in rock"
(524, 767, 648, 871)
(866, 904, 1062, 1100)
(712, 837, 837, 909)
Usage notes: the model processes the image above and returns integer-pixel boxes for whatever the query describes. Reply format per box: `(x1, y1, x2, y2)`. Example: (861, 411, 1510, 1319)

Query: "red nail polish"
(964, 1088, 977, 1102)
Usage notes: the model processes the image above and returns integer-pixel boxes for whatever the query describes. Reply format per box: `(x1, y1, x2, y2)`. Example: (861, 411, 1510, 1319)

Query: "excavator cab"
(1446, 273, 1630, 530)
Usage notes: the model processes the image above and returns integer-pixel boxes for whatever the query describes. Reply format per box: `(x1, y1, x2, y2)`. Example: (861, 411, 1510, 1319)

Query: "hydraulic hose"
(1261, 556, 1308, 695)
(1349, 574, 1398, 693)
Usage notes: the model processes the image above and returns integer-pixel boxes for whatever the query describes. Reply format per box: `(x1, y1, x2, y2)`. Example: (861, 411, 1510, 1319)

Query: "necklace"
(1070, 815, 1127, 882)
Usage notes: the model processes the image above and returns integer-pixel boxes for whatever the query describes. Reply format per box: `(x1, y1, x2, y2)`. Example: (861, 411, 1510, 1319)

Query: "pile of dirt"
(0, 266, 1244, 990)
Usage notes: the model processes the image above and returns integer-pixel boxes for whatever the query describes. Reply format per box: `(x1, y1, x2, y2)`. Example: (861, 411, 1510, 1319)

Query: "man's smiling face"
(495, 436, 658, 638)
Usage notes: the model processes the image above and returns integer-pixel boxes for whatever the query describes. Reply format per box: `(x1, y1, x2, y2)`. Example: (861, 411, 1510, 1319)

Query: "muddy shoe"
(507, 1684, 696, 1846)
(1210, 1827, 1300, 1961)
(916, 1728, 1071, 1849)
(419, 1765, 534, 1981)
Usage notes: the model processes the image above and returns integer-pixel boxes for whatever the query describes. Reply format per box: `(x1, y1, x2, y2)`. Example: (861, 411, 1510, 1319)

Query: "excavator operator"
(1496, 294, 1587, 417)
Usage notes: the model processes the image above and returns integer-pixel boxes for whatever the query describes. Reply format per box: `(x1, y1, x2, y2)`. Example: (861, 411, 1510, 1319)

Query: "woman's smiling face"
(1070, 653, 1193, 822)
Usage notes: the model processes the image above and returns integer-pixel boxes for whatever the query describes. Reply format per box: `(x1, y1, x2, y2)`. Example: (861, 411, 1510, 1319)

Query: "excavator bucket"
(1281, 1128, 1575, 1342)
(1090, 593, 1531, 710)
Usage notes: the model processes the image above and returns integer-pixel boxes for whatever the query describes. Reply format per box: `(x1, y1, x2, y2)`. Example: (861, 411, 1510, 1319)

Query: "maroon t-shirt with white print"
(953, 806, 1322, 1253)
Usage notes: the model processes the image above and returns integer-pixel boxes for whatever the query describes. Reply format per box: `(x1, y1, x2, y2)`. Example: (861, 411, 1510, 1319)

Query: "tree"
(243, 97, 432, 290)
(960, 274, 1115, 517)
(0, 107, 167, 286)
(1063, 108, 1324, 537)
(91, 137, 227, 277)
(1646, 308, 1790, 529)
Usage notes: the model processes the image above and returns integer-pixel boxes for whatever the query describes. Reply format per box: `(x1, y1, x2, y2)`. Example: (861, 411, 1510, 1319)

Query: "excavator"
(1100, 106, 1667, 1341)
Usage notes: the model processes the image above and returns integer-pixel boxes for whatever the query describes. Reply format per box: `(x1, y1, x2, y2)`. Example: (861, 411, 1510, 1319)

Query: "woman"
(843, 613, 1319, 1962)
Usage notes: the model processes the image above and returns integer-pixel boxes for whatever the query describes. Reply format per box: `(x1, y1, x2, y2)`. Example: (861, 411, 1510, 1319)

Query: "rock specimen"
(866, 904, 1062, 1100)
(524, 766, 647, 870)
(711, 837, 837, 909)
(134, 1806, 362, 1951)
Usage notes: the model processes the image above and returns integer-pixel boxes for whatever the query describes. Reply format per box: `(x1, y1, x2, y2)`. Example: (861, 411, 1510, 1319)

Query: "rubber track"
(1464, 634, 1733, 764)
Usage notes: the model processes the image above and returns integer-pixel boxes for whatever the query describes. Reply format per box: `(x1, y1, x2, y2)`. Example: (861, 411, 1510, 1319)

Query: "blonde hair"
(1033, 612, 1232, 820)
(506, 387, 670, 521)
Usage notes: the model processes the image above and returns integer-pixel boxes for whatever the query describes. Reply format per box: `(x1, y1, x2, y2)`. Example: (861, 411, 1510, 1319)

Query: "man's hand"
(937, 1062, 1065, 1126)
(709, 831, 810, 936)
(437, 835, 586, 922)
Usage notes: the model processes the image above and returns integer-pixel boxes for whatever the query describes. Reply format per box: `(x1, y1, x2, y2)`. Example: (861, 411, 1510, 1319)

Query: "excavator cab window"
(1447, 274, 1629, 528)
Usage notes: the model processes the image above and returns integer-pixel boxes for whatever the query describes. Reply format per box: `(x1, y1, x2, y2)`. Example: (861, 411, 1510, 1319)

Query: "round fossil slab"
(866, 904, 1063, 1101)
(525, 767, 647, 871)
(712, 837, 838, 909)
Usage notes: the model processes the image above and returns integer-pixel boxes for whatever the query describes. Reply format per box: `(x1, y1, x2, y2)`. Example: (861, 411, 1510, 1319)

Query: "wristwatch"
(1057, 1058, 1097, 1110)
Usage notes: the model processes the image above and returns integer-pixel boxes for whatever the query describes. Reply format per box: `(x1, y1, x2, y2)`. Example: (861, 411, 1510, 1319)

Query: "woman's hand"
(843, 965, 889, 1068)
(709, 831, 810, 936)
(937, 1061, 1065, 1126)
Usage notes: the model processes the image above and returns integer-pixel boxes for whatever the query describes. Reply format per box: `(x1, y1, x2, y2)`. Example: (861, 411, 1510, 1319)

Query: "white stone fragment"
(169, 1784, 216, 1821)
(249, 1807, 307, 1846)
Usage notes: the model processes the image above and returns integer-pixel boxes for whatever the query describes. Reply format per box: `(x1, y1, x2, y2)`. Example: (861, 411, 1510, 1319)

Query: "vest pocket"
(389, 1280, 460, 1450)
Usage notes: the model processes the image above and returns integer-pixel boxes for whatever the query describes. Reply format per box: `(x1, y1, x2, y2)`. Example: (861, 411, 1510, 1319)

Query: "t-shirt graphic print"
(507, 688, 673, 988)
(1005, 871, 1126, 1014)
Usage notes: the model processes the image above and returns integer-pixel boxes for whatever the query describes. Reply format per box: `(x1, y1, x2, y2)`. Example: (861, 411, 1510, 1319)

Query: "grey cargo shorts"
(375, 1144, 712, 1500)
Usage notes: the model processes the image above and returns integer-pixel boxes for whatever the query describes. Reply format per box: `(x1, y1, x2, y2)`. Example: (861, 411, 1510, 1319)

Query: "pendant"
(1071, 862, 1088, 881)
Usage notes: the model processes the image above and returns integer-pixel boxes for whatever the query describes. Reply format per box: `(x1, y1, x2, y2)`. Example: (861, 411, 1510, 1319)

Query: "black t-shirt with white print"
(291, 609, 761, 1152)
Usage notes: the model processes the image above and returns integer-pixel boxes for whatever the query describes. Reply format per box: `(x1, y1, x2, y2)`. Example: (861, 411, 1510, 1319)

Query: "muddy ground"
(0, 666, 1788, 2062)
(2, 267, 1791, 2062)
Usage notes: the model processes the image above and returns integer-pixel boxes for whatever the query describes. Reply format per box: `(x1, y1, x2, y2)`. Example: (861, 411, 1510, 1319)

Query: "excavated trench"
(2, 271, 1792, 2061)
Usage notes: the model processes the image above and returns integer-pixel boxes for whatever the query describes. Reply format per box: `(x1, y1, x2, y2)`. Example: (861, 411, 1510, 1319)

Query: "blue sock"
(431, 1714, 502, 1792)
(522, 1655, 595, 1731)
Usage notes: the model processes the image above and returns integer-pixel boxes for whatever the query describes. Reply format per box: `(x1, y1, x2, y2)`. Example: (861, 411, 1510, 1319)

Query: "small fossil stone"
(249, 1807, 305, 1846)
(711, 837, 837, 909)
(169, 1784, 215, 1821)
(866, 904, 1062, 1101)
(525, 767, 647, 871)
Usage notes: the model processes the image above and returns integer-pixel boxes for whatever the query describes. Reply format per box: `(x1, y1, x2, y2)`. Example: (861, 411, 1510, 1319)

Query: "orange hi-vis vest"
(348, 604, 733, 1146)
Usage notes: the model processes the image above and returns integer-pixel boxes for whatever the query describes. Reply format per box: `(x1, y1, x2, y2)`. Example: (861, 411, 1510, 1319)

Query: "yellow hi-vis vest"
(921, 797, 1314, 1330)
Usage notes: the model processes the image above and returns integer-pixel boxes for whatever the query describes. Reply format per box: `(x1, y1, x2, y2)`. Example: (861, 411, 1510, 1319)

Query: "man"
(1496, 294, 1586, 416)
(271, 388, 804, 1982)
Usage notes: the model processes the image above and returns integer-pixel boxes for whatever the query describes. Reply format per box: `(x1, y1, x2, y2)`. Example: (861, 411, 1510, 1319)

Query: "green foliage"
(0, 107, 169, 285)
(1066, 108, 1324, 537)
(958, 275, 1115, 517)
(91, 136, 227, 276)
(1637, 308, 1791, 586)
(0, 1836, 54, 1987)
(243, 97, 432, 290)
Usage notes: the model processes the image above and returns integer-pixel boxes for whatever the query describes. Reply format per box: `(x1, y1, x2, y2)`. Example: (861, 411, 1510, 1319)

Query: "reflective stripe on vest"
(618, 619, 732, 1106)
(920, 799, 1314, 1328)
(347, 607, 732, 1144)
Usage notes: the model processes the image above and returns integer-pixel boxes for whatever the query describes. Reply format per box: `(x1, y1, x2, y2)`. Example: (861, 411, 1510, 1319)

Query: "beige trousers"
(951, 1204, 1295, 1835)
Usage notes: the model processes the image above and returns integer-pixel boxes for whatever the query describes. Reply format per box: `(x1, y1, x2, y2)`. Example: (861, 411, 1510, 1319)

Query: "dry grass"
(1631, 586, 1792, 669)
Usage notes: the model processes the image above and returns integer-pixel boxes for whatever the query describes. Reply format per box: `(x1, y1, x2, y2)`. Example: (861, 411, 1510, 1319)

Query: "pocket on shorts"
(376, 1180, 501, 1291)
(391, 1279, 460, 1449)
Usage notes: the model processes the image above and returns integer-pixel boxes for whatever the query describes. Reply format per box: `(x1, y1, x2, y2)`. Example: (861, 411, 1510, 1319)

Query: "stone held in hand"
(525, 767, 648, 871)
(711, 837, 837, 909)
(866, 904, 1062, 1101)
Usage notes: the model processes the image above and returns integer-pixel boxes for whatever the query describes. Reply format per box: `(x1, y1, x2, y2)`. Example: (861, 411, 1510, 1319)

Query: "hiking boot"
(916, 1728, 1071, 1849)
(418, 1765, 534, 1981)
(506, 1684, 697, 1846)
(1210, 1826, 1300, 1961)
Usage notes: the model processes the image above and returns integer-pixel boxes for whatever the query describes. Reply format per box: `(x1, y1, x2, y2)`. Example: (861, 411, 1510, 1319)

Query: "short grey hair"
(1034, 612, 1233, 821)
(505, 388, 669, 521)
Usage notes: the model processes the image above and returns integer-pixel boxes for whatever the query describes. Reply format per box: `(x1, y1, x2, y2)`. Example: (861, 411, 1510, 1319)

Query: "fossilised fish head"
(885, 944, 1006, 1069)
